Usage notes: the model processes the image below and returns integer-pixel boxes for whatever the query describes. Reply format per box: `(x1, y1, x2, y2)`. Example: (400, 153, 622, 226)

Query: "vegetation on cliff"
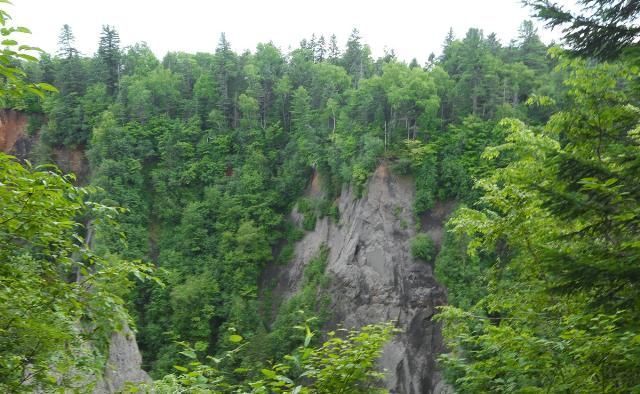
(2, 0, 639, 392)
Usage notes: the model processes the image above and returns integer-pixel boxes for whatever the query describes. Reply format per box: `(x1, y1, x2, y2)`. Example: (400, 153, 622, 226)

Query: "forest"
(1, 0, 639, 392)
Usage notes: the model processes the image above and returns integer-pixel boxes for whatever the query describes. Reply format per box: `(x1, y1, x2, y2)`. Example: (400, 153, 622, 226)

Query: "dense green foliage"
(432, 8, 640, 393)
(434, 229, 491, 310)
(0, 14, 155, 392)
(138, 322, 396, 393)
(411, 233, 436, 263)
(436, 48, 640, 393)
(0, 153, 154, 392)
(10, 1, 638, 391)
(265, 247, 330, 359)
(18, 19, 558, 381)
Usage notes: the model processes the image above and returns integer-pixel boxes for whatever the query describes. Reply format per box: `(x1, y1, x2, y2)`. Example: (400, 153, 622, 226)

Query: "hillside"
(2, 1, 640, 392)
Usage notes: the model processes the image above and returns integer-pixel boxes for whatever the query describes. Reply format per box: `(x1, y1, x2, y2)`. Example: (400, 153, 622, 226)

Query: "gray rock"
(93, 325, 151, 393)
(268, 164, 453, 394)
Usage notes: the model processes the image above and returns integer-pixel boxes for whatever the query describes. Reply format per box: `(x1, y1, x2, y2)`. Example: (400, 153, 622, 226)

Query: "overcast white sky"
(10, 0, 568, 62)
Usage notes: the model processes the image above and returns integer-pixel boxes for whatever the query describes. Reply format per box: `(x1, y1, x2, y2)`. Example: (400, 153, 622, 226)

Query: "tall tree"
(97, 25, 121, 96)
(328, 34, 340, 63)
(45, 25, 89, 146)
(213, 33, 239, 128)
(516, 20, 548, 71)
(57, 24, 78, 59)
(342, 28, 370, 87)
(316, 34, 327, 62)
(55, 24, 86, 96)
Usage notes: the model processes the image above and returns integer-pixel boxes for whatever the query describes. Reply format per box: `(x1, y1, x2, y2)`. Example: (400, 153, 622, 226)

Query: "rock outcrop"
(0, 109, 90, 184)
(270, 163, 452, 394)
(93, 325, 151, 393)
(0, 109, 30, 157)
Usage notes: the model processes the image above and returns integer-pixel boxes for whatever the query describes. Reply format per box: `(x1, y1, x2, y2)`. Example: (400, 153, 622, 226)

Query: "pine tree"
(342, 28, 367, 86)
(524, 0, 640, 59)
(316, 35, 326, 62)
(57, 24, 78, 59)
(516, 21, 547, 71)
(486, 32, 501, 55)
(214, 33, 238, 128)
(97, 25, 121, 96)
(309, 33, 317, 60)
(328, 34, 340, 63)
(439, 27, 456, 63)
(444, 27, 455, 47)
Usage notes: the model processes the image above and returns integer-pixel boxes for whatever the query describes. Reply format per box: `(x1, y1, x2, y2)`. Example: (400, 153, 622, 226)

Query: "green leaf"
(261, 369, 277, 379)
(179, 349, 197, 359)
(36, 82, 58, 93)
(304, 325, 314, 347)
(229, 334, 243, 343)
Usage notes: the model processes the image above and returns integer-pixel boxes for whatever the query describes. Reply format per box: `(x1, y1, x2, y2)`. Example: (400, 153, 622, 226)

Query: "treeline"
(17, 20, 561, 380)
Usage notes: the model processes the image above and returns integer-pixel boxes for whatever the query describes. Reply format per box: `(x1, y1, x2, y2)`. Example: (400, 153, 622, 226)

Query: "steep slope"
(0, 109, 90, 184)
(0, 109, 30, 157)
(270, 164, 452, 394)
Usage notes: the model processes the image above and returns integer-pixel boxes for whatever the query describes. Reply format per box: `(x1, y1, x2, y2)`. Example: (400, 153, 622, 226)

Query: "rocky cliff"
(0, 109, 30, 157)
(93, 326, 151, 393)
(270, 164, 453, 394)
(0, 109, 90, 184)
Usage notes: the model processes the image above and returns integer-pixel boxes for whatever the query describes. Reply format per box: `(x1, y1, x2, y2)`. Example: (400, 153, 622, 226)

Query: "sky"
(10, 0, 569, 62)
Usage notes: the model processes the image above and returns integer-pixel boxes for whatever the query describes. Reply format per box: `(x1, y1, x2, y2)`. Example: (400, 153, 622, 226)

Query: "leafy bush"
(297, 197, 318, 230)
(390, 157, 412, 175)
(0, 153, 155, 392)
(434, 228, 489, 309)
(302, 212, 317, 231)
(135, 322, 397, 394)
(411, 233, 436, 262)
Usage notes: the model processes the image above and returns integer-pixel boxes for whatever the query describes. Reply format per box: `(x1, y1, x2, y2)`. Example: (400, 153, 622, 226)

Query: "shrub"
(411, 233, 436, 262)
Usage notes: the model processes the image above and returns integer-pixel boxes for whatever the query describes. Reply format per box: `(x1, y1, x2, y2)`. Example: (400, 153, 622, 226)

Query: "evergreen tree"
(525, 0, 640, 59)
(213, 33, 238, 128)
(485, 32, 501, 55)
(316, 34, 327, 62)
(516, 20, 547, 71)
(309, 33, 317, 60)
(97, 25, 121, 96)
(57, 24, 78, 59)
(328, 33, 340, 63)
(342, 28, 370, 87)
(45, 25, 89, 146)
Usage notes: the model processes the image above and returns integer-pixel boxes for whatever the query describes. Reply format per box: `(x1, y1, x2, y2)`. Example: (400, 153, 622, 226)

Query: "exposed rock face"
(51, 146, 90, 185)
(0, 109, 30, 156)
(0, 109, 90, 184)
(270, 164, 452, 394)
(93, 325, 151, 393)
